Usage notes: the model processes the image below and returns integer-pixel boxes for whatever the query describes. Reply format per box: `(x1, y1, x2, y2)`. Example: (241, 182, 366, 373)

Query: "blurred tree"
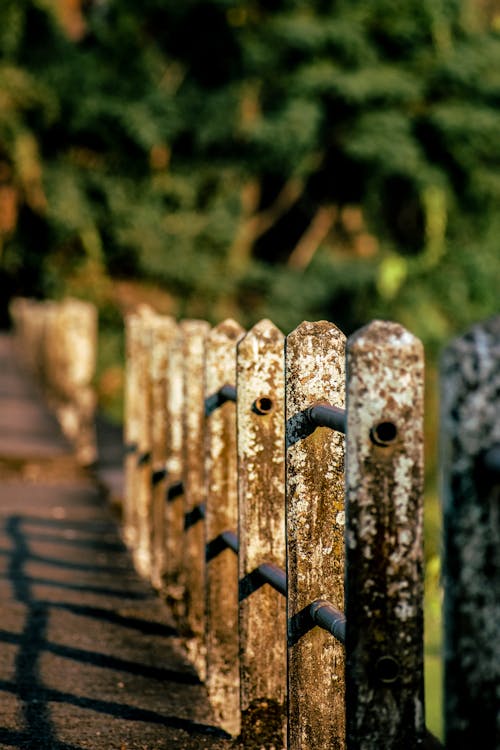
(0, 0, 498, 343)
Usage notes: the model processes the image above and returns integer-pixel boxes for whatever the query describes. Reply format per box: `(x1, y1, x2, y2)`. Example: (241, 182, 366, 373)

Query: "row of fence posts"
(9, 298, 498, 748)
(125, 309, 393, 748)
(123, 307, 499, 750)
(9, 297, 98, 466)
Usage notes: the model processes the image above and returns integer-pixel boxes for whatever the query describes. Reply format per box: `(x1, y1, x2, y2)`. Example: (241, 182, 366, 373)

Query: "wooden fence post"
(10, 298, 49, 380)
(440, 316, 500, 749)
(345, 320, 425, 749)
(124, 311, 142, 549)
(237, 319, 286, 749)
(48, 298, 98, 466)
(205, 318, 245, 737)
(162, 322, 185, 610)
(11, 297, 98, 466)
(149, 315, 178, 591)
(124, 306, 154, 572)
(181, 319, 211, 680)
(285, 320, 346, 750)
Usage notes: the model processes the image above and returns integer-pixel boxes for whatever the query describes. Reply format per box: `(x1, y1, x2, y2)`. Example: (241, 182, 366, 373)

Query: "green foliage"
(0, 0, 498, 356)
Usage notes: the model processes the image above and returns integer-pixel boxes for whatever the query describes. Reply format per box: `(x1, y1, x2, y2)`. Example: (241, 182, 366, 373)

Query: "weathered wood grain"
(345, 320, 425, 750)
(237, 319, 286, 749)
(286, 320, 346, 750)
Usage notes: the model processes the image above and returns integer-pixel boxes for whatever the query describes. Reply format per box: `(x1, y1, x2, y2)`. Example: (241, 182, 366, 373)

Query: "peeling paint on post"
(345, 321, 425, 749)
(440, 316, 500, 750)
(149, 315, 177, 591)
(205, 318, 245, 737)
(237, 319, 286, 749)
(181, 318, 210, 680)
(285, 321, 346, 750)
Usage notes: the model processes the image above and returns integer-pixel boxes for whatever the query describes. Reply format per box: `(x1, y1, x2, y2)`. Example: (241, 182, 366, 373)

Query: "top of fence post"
(345, 320, 425, 750)
(440, 315, 500, 749)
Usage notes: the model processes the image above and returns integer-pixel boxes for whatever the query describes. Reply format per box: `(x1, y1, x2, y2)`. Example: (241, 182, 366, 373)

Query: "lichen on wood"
(345, 320, 425, 750)
(205, 318, 245, 737)
(237, 319, 286, 749)
(285, 320, 346, 750)
(181, 318, 210, 680)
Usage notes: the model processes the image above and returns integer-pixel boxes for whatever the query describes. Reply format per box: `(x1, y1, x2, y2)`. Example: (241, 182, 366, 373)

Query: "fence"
(121, 307, 499, 750)
(9, 297, 98, 466)
(9, 300, 499, 749)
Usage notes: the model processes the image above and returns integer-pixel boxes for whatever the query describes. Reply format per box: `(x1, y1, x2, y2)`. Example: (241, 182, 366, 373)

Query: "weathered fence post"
(10, 297, 98, 466)
(48, 298, 98, 466)
(10, 298, 49, 379)
(440, 316, 500, 749)
(285, 321, 346, 750)
(149, 315, 178, 591)
(205, 318, 245, 737)
(181, 319, 210, 679)
(237, 319, 286, 749)
(162, 323, 185, 610)
(124, 306, 154, 572)
(345, 321, 425, 749)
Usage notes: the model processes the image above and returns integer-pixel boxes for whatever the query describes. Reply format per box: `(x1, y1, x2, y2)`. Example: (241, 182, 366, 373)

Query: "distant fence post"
(124, 306, 154, 573)
(163, 322, 185, 611)
(237, 319, 286, 749)
(181, 319, 210, 680)
(345, 321, 425, 749)
(47, 298, 98, 466)
(204, 319, 245, 737)
(10, 297, 51, 380)
(285, 321, 346, 750)
(440, 316, 500, 749)
(10, 296, 98, 466)
(149, 315, 178, 591)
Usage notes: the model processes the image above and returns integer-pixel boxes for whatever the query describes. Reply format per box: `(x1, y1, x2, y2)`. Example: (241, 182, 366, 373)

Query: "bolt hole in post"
(253, 396, 274, 415)
(375, 655, 400, 684)
(370, 421, 398, 447)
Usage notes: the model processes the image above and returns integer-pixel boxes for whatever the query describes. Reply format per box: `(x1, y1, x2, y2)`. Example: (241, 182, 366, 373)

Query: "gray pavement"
(0, 335, 233, 750)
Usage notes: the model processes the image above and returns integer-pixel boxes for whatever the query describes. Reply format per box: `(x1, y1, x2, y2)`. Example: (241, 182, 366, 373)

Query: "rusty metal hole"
(375, 655, 400, 684)
(370, 421, 397, 447)
(253, 396, 274, 415)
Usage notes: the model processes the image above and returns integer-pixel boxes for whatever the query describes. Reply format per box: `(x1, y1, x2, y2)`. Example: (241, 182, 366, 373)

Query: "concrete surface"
(0, 334, 233, 750)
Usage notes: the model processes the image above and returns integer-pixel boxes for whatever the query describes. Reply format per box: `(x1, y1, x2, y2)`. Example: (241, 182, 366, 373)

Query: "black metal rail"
(214, 527, 346, 644)
(204, 384, 237, 416)
(307, 402, 346, 434)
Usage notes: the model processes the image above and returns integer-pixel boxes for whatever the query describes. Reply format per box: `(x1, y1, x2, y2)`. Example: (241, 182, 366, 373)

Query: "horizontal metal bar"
(184, 502, 206, 531)
(220, 529, 239, 554)
(219, 384, 237, 403)
(152, 467, 168, 486)
(309, 599, 346, 644)
(137, 450, 151, 467)
(204, 383, 237, 416)
(257, 562, 286, 597)
(307, 402, 346, 434)
(166, 480, 184, 502)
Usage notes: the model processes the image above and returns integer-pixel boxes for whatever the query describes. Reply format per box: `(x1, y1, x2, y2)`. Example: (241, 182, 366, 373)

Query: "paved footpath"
(0, 335, 233, 750)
